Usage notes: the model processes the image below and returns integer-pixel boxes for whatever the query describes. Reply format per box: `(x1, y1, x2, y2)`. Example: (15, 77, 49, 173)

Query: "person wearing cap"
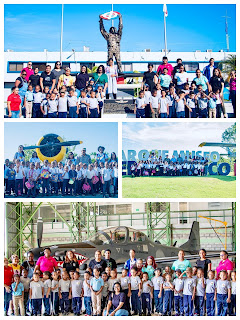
(57, 67, 74, 91)
(34, 248, 58, 274)
(77, 148, 92, 165)
(96, 146, 108, 165)
(156, 57, 174, 77)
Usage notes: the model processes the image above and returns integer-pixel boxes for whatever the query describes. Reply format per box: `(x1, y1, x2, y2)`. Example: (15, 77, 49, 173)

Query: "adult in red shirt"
(7, 87, 22, 118)
(34, 247, 58, 274)
(4, 258, 14, 316)
(21, 61, 34, 81)
(156, 56, 174, 77)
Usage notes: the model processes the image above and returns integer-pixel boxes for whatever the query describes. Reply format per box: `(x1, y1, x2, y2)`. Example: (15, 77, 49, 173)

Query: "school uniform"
(43, 279, 51, 315)
(59, 279, 71, 313)
(33, 92, 43, 118)
(47, 99, 58, 118)
(25, 90, 34, 118)
(78, 97, 89, 118)
(50, 167, 59, 194)
(90, 277, 104, 315)
(159, 74, 172, 90)
(86, 169, 95, 195)
(205, 279, 216, 316)
(183, 277, 196, 316)
(173, 278, 184, 316)
(6, 168, 16, 195)
(198, 97, 208, 118)
(163, 281, 173, 315)
(96, 91, 105, 117)
(175, 96, 185, 118)
(195, 278, 206, 316)
(167, 94, 175, 118)
(67, 95, 78, 118)
(71, 279, 83, 315)
(83, 280, 92, 316)
(142, 280, 153, 315)
(88, 98, 99, 118)
(58, 96, 68, 118)
(62, 171, 70, 195)
(69, 169, 77, 195)
(216, 280, 231, 316)
(150, 95, 159, 118)
(101, 281, 109, 312)
(120, 276, 131, 313)
(159, 97, 168, 118)
(187, 98, 196, 118)
(40, 98, 48, 117)
(229, 281, 236, 316)
(51, 279, 59, 315)
(152, 276, 164, 314)
(135, 97, 146, 118)
(30, 280, 44, 316)
(14, 166, 24, 196)
(130, 276, 142, 315)
(76, 169, 83, 195)
(101, 168, 112, 197)
(41, 166, 51, 196)
(208, 97, 217, 118)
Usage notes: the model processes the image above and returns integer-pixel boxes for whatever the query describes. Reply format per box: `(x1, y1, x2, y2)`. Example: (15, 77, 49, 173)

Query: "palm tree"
(218, 54, 236, 81)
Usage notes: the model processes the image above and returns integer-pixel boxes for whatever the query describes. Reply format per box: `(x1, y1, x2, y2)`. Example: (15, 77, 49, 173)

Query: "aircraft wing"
(199, 142, 236, 148)
(154, 251, 236, 264)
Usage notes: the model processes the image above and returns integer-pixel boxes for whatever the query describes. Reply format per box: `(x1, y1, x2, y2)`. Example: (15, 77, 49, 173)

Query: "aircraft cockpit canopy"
(88, 227, 147, 245)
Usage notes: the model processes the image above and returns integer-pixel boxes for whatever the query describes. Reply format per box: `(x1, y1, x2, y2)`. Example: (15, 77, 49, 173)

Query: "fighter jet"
(199, 142, 236, 158)
(25, 220, 235, 269)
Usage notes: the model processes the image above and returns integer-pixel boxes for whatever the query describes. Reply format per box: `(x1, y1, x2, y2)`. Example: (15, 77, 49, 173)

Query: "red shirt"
(157, 63, 174, 77)
(4, 266, 14, 286)
(7, 93, 22, 111)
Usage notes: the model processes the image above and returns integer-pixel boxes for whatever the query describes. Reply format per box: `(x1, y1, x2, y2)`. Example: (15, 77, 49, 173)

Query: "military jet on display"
(199, 142, 236, 158)
(25, 220, 235, 269)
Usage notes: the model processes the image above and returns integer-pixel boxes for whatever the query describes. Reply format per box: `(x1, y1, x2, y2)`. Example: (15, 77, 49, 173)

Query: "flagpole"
(60, 4, 64, 64)
(111, 3, 114, 27)
(164, 10, 167, 56)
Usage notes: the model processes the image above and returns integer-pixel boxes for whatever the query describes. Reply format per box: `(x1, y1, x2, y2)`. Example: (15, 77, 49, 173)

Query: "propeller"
(37, 217, 43, 248)
(23, 141, 83, 150)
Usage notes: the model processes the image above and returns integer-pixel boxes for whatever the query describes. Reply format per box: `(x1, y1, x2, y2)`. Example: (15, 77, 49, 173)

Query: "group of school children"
(130, 155, 208, 177)
(134, 80, 224, 119)
(5, 259, 236, 316)
(21, 82, 105, 118)
(4, 158, 118, 198)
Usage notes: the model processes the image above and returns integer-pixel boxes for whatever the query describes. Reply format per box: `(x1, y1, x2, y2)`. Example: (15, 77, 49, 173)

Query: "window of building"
(9, 62, 23, 72)
(115, 204, 132, 214)
(62, 62, 71, 70)
(184, 62, 199, 72)
(80, 63, 95, 71)
(32, 63, 47, 72)
(98, 205, 115, 215)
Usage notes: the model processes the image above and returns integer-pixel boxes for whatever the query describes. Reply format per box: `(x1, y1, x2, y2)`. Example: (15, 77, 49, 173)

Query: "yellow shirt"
(8, 263, 21, 275)
(58, 74, 74, 88)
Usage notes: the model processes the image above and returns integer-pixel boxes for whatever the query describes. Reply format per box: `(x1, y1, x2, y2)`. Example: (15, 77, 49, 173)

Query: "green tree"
(221, 123, 236, 169)
(218, 54, 236, 81)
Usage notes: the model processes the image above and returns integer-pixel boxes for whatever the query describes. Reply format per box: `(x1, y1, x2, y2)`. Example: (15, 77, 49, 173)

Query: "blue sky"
(4, 122, 118, 160)
(122, 122, 235, 157)
(4, 4, 236, 52)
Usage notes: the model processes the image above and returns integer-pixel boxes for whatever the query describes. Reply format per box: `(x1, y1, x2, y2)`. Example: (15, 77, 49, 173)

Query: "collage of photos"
(3, 2, 237, 319)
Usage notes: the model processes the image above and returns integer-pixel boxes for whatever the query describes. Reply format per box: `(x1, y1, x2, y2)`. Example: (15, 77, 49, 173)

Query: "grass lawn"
(122, 175, 236, 198)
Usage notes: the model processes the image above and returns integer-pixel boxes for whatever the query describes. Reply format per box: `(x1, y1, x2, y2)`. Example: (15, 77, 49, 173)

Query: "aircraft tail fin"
(179, 221, 200, 253)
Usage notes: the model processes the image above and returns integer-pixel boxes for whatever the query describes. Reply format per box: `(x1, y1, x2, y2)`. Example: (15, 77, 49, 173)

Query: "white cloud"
(123, 122, 235, 155)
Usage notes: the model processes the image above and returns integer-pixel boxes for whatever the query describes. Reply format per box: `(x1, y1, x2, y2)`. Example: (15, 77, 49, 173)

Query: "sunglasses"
(28, 63, 32, 65)
(56, 63, 61, 65)
(22, 74, 27, 76)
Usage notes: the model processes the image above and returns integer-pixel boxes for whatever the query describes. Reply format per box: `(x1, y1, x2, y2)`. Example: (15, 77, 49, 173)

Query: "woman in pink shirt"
(34, 248, 58, 274)
(21, 61, 34, 81)
(215, 250, 234, 280)
(229, 71, 236, 117)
